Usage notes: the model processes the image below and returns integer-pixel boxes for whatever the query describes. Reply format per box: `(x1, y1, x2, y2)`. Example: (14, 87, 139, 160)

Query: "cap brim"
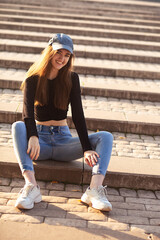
(52, 44, 73, 54)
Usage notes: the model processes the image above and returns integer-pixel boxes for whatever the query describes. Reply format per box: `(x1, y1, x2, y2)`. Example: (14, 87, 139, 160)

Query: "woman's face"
(51, 49, 71, 71)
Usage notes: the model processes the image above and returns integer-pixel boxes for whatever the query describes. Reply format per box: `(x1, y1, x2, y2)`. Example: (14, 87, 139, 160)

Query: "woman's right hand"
(27, 136, 40, 160)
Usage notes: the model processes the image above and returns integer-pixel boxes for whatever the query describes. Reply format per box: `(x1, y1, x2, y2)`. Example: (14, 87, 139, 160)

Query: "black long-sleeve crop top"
(22, 72, 92, 153)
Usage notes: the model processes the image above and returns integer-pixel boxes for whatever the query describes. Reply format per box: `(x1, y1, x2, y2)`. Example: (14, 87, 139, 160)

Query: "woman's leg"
(23, 171, 37, 186)
(12, 121, 34, 174)
(89, 131, 113, 188)
(90, 174, 104, 189)
(82, 131, 113, 211)
(12, 121, 37, 185)
(53, 128, 113, 211)
(50, 128, 113, 188)
(12, 121, 42, 210)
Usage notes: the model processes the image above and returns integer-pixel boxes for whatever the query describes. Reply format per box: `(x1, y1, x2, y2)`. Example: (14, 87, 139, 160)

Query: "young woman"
(12, 33, 113, 211)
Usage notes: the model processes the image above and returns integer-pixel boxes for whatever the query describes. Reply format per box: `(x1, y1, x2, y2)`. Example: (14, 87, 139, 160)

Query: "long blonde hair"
(21, 45, 74, 110)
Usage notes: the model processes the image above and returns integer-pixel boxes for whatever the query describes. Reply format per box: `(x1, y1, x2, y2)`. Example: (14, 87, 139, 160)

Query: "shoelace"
(98, 185, 108, 200)
(19, 184, 34, 198)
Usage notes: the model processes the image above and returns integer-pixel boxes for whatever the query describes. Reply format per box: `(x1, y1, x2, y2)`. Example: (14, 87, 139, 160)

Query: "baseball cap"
(48, 33, 73, 54)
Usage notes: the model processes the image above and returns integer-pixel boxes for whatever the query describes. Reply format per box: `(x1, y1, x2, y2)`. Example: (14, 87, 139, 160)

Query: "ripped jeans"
(12, 121, 113, 176)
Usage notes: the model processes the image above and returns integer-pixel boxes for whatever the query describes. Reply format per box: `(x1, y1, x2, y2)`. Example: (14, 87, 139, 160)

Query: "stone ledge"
(0, 147, 83, 184)
(2, 14, 160, 35)
(1, 59, 160, 80)
(0, 8, 160, 29)
(1, 106, 160, 135)
(0, 147, 160, 190)
(1, 77, 160, 102)
(1, 43, 160, 64)
(1, 21, 160, 42)
(1, 30, 160, 51)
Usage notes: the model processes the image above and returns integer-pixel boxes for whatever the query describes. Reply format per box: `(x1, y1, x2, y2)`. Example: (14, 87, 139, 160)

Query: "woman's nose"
(58, 54, 64, 61)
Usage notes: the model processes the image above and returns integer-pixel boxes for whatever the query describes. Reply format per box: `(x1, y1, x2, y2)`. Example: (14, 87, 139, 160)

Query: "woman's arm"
(23, 75, 40, 160)
(23, 75, 39, 140)
(70, 72, 98, 166)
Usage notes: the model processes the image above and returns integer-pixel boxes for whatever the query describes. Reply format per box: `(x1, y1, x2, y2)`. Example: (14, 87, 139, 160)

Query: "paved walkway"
(0, 176, 160, 239)
(0, 221, 151, 240)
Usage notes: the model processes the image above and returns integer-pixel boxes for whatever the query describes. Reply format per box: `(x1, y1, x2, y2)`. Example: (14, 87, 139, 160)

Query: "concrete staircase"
(0, 0, 160, 190)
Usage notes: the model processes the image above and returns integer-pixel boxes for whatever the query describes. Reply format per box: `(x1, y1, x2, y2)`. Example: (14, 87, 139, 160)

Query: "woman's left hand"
(84, 150, 99, 167)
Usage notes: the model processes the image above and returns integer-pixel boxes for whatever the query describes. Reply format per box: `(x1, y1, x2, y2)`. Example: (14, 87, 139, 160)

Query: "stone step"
(1, 2, 160, 21)
(1, 30, 160, 51)
(1, 93, 160, 135)
(85, 0, 160, 8)
(84, 0, 160, 14)
(2, 39, 160, 64)
(1, 21, 160, 42)
(1, 7, 160, 27)
(1, 14, 160, 34)
(2, 122, 160, 162)
(0, 146, 159, 190)
(1, 51, 160, 80)
(0, 68, 160, 102)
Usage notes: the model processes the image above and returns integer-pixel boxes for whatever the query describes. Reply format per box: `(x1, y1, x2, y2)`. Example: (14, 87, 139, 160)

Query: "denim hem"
(22, 166, 35, 175)
(92, 172, 105, 176)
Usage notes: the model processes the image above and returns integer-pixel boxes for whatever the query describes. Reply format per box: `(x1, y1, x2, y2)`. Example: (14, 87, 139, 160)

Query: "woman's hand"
(84, 150, 99, 167)
(27, 136, 40, 160)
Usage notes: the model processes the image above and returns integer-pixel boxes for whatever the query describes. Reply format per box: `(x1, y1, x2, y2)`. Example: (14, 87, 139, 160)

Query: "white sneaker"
(15, 183, 42, 209)
(81, 185, 112, 211)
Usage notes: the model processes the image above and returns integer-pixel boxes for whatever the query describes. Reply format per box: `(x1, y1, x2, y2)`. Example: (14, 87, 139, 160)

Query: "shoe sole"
(81, 199, 112, 212)
(15, 195, 42, 210)
(15, 203, 34, 210)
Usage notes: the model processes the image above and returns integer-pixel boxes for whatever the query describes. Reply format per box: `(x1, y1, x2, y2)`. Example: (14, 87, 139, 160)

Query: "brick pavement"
(0, 177, 160, 239)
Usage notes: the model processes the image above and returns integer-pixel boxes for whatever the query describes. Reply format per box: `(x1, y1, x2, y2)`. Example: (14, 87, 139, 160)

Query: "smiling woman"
(11, 33, 113, 212)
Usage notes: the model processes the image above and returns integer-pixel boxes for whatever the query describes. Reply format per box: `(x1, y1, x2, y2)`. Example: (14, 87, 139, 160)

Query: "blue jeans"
(12, 121, 113, 176)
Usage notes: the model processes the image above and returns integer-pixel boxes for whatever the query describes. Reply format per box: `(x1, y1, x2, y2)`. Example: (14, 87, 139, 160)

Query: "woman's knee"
(12, 121, 26, 136)
(98, 131, 113, 144)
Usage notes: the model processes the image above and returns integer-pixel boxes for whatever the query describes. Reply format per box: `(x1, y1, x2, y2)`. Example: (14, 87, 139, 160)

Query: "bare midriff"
(36, 119, 67, 126)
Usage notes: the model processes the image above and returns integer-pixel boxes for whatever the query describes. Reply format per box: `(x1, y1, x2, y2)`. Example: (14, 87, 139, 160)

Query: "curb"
(0, 147, 160, 190)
